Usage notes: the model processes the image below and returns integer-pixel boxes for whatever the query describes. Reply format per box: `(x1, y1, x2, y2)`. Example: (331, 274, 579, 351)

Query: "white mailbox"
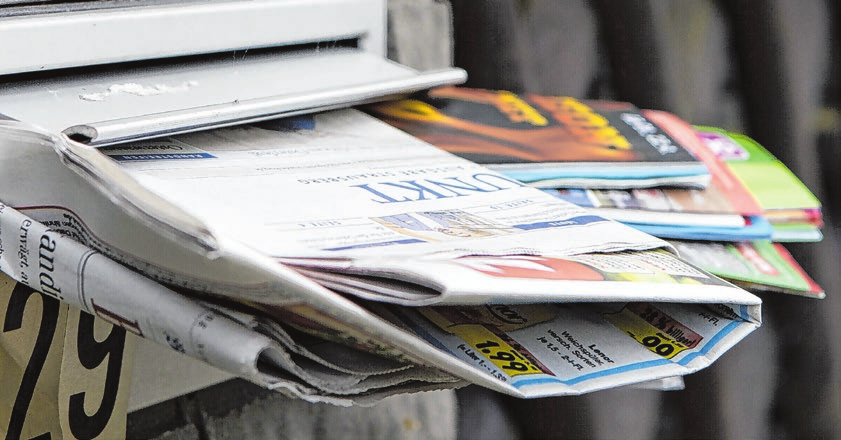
(0, 0, 465, 145)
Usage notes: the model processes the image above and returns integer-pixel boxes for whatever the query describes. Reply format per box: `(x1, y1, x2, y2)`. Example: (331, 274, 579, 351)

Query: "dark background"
(450, 0, 841, 438)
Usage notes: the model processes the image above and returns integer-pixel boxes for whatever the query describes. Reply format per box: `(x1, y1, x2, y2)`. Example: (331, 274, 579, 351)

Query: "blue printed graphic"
(325, 238, 425, 251)
(514, 215, 608, 230)
(108, 152, 216, 161)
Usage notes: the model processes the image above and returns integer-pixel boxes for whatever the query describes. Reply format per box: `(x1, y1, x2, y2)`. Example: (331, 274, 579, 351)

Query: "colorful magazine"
(365, 87, 710, 189)
(546, 189, 773, 241)
(545, 188, 773, 241)
(544, 187, 747, 228)
(770, 223, 823, 243)
(695, 127, 822, 242)
(671, 240, 824, 298)
(543, 111, 772, 241)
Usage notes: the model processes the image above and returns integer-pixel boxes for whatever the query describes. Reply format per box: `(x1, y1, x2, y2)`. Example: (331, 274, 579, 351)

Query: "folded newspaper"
(0, 109, 761, 402)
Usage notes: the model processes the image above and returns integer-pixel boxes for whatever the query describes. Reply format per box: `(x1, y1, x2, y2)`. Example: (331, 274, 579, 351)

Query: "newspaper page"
(0, 112, 761, 399)
(0, 187, 487, 402)
(0, 202, 283, 384)
(374, 300, 758, 397)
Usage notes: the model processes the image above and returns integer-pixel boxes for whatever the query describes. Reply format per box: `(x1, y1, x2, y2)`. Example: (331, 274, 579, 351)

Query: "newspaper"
(0, 203, 468, 405)
(0, 110, 761, 401)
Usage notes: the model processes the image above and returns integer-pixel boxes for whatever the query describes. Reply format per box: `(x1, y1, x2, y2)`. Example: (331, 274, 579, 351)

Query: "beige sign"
(1, 275, 136, 439)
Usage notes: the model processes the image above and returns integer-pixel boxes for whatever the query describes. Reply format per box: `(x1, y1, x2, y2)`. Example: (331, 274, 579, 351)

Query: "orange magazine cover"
(365, 87, 709, 189)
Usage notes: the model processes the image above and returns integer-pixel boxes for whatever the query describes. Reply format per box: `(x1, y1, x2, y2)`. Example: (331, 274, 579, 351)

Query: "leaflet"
(670, 240, 824, 298)
(375, 301, 758, 397)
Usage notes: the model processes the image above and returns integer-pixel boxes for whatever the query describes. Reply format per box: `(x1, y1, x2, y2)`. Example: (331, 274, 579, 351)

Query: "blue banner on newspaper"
(514, 215, 608, 231)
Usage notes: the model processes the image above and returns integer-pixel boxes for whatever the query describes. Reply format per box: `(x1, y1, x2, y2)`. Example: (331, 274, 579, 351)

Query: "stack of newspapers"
(0, 105, 765, 405)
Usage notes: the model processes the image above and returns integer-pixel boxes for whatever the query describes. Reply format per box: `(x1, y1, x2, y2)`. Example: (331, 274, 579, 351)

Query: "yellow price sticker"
(604, 303, 702, 360)
(449, 324, 544, 378)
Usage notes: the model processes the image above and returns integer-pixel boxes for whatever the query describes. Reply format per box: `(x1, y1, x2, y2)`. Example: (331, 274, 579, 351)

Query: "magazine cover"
(542, 110, 772, 241)
(670, 240, 824, 298)
(365, 87, 709, 189)
(695, 127, 822, 242)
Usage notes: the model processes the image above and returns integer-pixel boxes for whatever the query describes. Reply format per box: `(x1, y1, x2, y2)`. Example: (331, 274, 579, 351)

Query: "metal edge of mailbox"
(0, 0, 386, 75)
(70, 67, 468, 146)
(0, 48, 466, 146)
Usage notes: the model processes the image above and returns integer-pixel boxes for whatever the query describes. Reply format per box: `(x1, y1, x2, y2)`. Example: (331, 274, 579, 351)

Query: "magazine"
(364, 87, 710, 189)
(670, 240, 824, 298)
(542, 112, 785, 241)
(696, 127, 822, 242)
(543, 113, 774, 239)
(545, 188, 773, 242)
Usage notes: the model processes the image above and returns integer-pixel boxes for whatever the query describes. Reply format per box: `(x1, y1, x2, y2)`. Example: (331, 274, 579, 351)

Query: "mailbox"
(0, 0, 466, 145)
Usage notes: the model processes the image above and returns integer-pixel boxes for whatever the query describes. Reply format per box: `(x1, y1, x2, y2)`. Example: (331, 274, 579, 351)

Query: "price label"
(1, 276, 136, 439)
(604, 303, 702, 360)
(450, 324, 544, 377)
(417, 306, 552, 379)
